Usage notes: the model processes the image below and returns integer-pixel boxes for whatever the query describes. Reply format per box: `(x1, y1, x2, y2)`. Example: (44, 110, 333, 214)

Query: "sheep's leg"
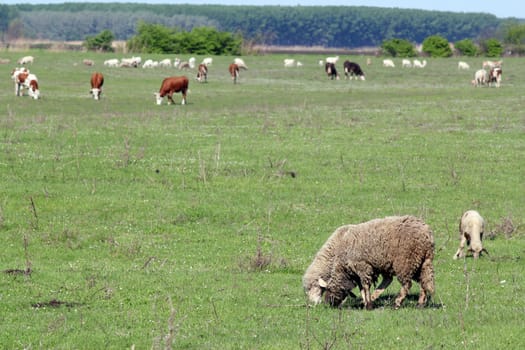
(360, 284, 373, 310)
(371, 274, 393, 301)
(417, 259, 435, 308)
(394, 281, 412, 309)
(453, 235, 467, 259)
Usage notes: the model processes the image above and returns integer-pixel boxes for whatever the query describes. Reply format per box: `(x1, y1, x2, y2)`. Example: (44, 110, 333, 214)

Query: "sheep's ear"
(318, 278, 328, 288)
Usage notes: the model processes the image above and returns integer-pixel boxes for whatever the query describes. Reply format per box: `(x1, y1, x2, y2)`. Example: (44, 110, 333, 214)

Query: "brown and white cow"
(13, 69, 39, 99)
(90, 72, 104, 100)
(488, 67, 502, 88)
(196, 64, 208, 83)
(229, 63, 239, 84)
(154, 76, 189, 105)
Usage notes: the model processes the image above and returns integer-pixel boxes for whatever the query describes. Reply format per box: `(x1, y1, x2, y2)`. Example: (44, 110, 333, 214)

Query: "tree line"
(1, 3, 525, 54)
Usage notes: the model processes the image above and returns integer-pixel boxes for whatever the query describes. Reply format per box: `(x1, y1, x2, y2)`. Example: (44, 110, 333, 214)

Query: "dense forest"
(0, 3, 518, 48)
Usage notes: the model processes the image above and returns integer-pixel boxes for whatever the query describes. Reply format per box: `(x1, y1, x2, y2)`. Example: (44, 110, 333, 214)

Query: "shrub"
(454, 39, 478, 56)
(422, 35, 453, 57)
(84, 30, 115, 52)
(381, 38, 416, 57)
(480, 38, 503, 57)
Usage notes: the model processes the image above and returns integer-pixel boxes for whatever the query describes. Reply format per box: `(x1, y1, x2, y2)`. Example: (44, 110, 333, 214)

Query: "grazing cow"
(154, 76, 189, 105)
(83, 59, 95, 66)
(196, 63, 208, 83)
(229, 63, 240, 84)
(383, 59, 395, 67)
(18, 56, 34, 65)
(402, 59, 412, 68)
(458, 61, 470, 70)
(488, 67, 502, 87)
(343, 61, 365, 80)
(17, 70, 39, 99)
(325, 62, 339, 80)
(90, 72, 104, 100)
(473, 69, 488, 87)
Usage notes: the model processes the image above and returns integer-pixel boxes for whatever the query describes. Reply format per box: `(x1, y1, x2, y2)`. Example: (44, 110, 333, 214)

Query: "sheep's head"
(319, 277, 356, 307)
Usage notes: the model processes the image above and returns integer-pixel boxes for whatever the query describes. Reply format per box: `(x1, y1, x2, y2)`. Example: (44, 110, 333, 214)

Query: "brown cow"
(229, 63, 239, 84)
(90, 72, 104, 100)
(196, 63, 208, 83)
(154, 76, 189, 105)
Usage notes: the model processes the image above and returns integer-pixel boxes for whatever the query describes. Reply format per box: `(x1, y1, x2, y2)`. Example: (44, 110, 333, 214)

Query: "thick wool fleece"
(321, 216, 435, 309)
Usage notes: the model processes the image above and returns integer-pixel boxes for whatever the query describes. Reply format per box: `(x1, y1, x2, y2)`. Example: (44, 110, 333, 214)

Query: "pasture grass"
(1, 51, 524, 349)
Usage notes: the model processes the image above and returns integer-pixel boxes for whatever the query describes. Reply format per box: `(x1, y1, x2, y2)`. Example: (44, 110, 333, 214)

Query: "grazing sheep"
(458, 61, 470, 70)
(234, 57, 248, 70)
(305, 216, 435, 310)
(303, 224, 358, 305)
(402, 59, 412, 68)
(453, 210, 486, 259)
(413, 59, 427, 68)
(473, 69, 488, 87)
(382, 59, 395, 68)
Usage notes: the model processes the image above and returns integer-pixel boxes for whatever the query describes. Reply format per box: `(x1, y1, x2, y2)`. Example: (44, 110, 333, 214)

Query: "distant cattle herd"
(7, 54, 504, 102)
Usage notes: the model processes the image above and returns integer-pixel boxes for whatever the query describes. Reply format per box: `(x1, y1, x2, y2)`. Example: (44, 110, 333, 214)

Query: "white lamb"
(453, 210, 487, 259)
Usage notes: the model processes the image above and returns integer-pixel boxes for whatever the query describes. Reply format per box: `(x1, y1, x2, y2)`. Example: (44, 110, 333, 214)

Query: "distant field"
(1, 51, 524, 349)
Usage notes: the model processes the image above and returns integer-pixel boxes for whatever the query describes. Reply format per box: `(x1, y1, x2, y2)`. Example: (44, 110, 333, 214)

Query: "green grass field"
(1, 51, 524, 349)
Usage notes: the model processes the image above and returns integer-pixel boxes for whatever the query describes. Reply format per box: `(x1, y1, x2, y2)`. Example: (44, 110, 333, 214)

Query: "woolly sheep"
(304, 216, 435, 309)
(453, 210, 486, 259)
(303, 224, 358, 305)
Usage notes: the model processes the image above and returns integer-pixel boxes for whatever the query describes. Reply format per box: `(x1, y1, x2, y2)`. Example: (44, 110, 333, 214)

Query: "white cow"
(402, 59, 412, 68)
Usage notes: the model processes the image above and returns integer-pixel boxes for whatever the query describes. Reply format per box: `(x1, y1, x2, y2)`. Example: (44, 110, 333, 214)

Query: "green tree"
(422, 35, 453, 57)
(502, 23, 525, 55)
(480, 38, 503, 57)
(84, 29, 114, 52)
(454, 39, 478, 56)
(127, 22, 241, 55)
(381, 38, 416, 57)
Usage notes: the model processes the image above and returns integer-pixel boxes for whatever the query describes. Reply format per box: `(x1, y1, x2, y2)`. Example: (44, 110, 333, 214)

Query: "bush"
(84, 30, 114, 52)
(127, 22, 242, 55)
(454, 39, 478, 56)
(480, 38, 503, 57)
(381, 38, 416, 57)
(422, 35, 453, 57)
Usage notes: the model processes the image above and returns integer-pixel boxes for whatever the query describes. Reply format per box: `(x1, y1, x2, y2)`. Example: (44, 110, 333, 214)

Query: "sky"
(2, 0, 523, 19)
